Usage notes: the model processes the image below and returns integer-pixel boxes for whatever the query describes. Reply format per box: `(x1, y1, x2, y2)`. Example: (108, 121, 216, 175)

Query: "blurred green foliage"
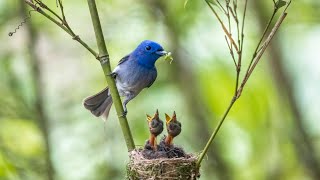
(1, 0, 320, 180)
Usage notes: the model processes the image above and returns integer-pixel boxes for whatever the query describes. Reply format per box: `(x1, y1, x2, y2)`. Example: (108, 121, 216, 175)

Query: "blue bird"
(83, 40, 167, 119)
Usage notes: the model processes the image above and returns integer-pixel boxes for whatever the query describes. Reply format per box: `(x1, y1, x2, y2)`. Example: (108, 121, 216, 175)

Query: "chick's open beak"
(155, 50, 167, 56)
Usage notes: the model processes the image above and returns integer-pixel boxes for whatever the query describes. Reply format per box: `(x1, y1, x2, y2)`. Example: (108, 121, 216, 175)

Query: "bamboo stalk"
(87, 0, 135, 151)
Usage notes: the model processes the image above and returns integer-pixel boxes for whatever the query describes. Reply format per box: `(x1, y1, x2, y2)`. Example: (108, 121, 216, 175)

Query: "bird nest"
(127, 149, 200, 180)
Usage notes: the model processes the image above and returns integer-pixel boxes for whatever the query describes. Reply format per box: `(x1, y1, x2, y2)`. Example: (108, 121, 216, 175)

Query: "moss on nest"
(127, 149, 200, 180)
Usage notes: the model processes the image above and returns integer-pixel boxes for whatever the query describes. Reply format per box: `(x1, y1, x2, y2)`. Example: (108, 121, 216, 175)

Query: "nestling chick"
(146, 110, 164, 150)
(164, 111, 181, 146)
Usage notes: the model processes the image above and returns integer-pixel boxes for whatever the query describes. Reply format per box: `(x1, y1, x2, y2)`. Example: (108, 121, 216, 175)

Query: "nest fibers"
(127, 149, 200, 180)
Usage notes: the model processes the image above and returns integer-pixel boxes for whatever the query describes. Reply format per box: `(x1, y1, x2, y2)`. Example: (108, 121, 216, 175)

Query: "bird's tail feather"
(101, 98, 113, 120)
(83, 87, 113, 119)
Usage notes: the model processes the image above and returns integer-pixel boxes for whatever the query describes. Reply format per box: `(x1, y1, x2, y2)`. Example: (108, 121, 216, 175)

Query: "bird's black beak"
(155, 50, 168, 56)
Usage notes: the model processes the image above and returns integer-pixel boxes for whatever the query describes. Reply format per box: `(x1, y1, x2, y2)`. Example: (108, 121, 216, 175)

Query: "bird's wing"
(118, 54, 130, 65)
(147, 69, 158, 88)
(112, 55, 130, 78)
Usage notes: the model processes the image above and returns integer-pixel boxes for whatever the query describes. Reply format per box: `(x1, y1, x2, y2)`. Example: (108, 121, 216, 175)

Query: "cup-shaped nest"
(128, 149, 200, 180)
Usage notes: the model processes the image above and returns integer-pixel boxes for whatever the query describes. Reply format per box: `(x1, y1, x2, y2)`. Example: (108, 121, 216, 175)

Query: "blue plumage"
(83, 40, 167, 119)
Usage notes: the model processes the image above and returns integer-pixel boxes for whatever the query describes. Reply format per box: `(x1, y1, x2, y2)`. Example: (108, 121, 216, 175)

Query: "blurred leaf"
(184, 0, 189, 8)
(0, 119, 44, 156)
(0, 119, 45, 179)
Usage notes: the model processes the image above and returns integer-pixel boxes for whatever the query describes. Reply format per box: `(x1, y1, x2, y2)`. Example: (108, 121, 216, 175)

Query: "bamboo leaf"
(275, 0, 286, 9)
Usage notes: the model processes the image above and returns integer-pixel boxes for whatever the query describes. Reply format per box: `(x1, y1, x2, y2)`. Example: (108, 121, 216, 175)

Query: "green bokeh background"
(0, 0, 319, 179)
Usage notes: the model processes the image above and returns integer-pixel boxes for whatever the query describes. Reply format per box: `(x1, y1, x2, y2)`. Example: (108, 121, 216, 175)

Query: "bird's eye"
(145, 45, 151, 51)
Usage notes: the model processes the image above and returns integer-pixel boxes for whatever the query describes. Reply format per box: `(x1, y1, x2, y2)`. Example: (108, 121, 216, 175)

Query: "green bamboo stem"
(86, 0, 135, 151)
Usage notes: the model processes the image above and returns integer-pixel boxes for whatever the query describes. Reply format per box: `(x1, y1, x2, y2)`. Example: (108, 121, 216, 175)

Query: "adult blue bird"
(83, 40, 167, 119)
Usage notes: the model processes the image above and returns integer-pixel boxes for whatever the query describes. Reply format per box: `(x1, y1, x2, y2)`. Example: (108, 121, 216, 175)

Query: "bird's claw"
(119, 110, 127, 118)
(107, 72, 117, 79)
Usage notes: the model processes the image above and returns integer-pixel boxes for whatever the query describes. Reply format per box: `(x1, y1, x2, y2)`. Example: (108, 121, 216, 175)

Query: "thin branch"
(198, 0, 290, 168)
(54, 0, 94, 58)
(87, 0, 135, 151)
(24, 0, 98, 57)
(238, 12, 287, 97)
(256, 0, 292, 54)
(206, 0, 239, 52)
(239, 0, 248, 53)
(57, 0, 67, 23)
(226, 1, 231, 32)
(216, 0, 227, 14)
(34, 0, 64, 23)
(234, 0, 247, 95)
(228, 7, 237, 23)
(225, 35, 237, 67)
(197, 96, 237, 167)
(226, 1, 233, 52)
(56, 0, 74, 35)
(232, 0, 240, 48)
(247, 9, 277, 71)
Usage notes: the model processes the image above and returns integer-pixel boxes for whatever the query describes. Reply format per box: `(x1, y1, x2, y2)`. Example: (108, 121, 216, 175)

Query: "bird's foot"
(119, 110, 127, 118)
(107, 72, 117, 79)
